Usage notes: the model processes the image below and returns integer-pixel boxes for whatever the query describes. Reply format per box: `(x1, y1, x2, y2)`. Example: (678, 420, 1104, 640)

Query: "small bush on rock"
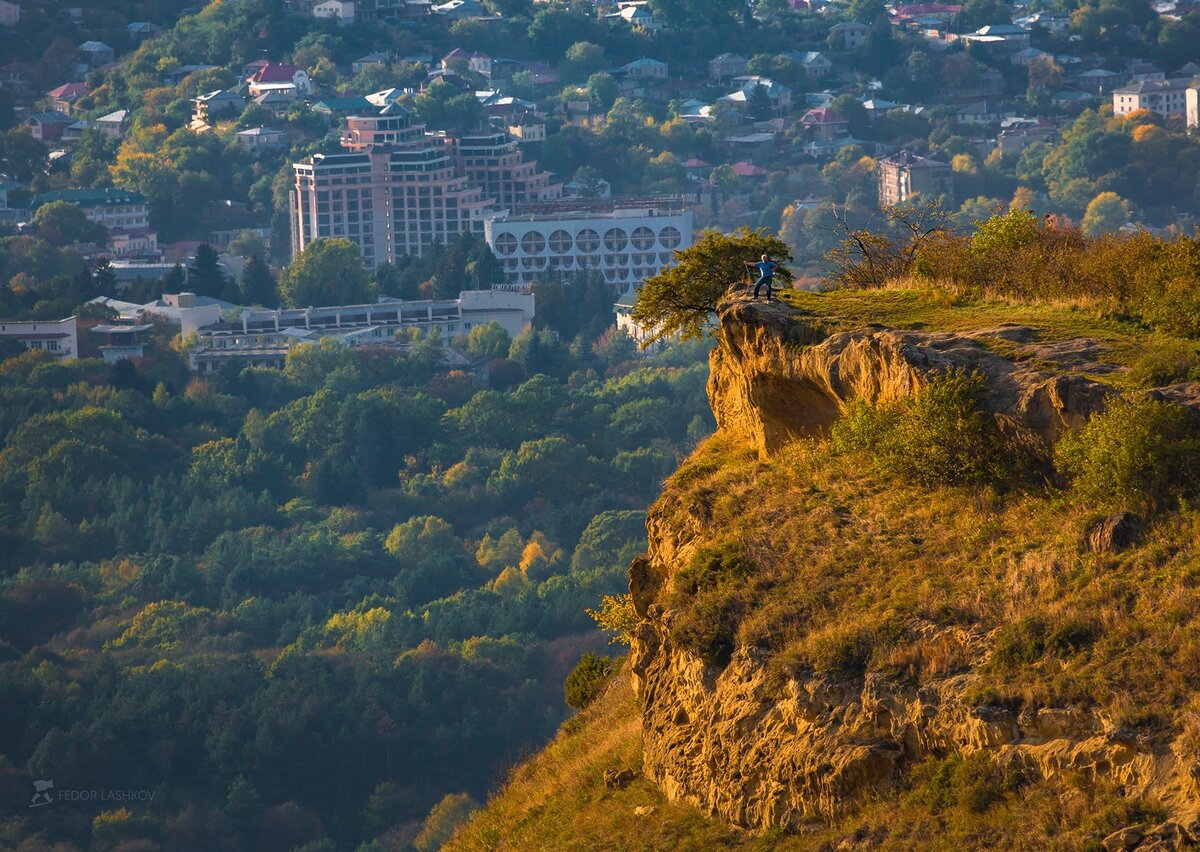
(564, 653, 615, 710)
(1057, 393, 1200, 512)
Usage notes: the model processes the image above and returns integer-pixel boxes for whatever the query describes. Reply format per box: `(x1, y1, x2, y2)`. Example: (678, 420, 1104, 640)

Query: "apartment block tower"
(291, 104, 561, 267)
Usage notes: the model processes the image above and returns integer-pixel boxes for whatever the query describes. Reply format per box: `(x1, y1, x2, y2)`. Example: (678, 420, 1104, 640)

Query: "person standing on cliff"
(745, 254, 779, 302)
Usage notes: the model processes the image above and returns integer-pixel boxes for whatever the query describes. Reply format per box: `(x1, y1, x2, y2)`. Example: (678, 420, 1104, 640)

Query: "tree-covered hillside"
(0, 319, 713, 850)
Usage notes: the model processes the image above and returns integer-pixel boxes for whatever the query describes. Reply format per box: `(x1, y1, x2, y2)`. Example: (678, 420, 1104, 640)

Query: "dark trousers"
(753, 274, 773, 299)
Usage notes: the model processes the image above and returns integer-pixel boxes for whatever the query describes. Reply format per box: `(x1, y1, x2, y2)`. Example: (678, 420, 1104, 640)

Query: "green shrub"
(670, 596, 741, 669)
(1128, 341, 1200, 386)
(1057, 393, 1200, 512)
(807, 625, 873, 677)
(991, 615, 1097, 667)
(563, 652, 614, 710)
(675, 541, 752, 595)
(832, 370, 1018, 487)
(911, 752, 1021, 815)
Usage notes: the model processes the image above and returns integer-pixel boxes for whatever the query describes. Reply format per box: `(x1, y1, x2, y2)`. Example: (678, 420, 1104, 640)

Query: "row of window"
(494, 226, 683, 255)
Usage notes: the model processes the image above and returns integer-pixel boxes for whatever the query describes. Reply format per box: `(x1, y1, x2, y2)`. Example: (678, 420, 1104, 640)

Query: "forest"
(0, 289, 714, 849)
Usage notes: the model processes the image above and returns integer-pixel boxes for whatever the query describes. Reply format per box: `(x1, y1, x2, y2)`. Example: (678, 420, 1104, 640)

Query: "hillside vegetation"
(453, 282, 1200, 850)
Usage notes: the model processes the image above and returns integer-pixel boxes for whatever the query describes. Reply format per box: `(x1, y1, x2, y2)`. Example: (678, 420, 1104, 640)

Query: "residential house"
(708, 53, 747, 80)
(311, 97, 372, 119)
(1129, 61, 1165, 82)
(95, 109, 129, 139)
(107, 227, 158, 258)
(0, 318, 78, 360)
(24, 112, 73, 142)
(313, 0, 356, 24)
(352, 52, 391, 73)
(431, 0, 493, 19)
(192, 90, 246, 129)
(47, 82, 90, 114)
(1112, 79, 1192, 119)
(365, 88, 405, 108)
(877, 151, 954, 206)
(1020, 10, 1068, 32)
(78, 41, 115, 67)
(1071, 68, 1125, 95)
(956, 99, 1014, 124)
(963, 24, 1032, 51)
(722, 76, 793, 116)
(247, 63, 312, 98)
(526, 62, 560, 88)
(253, 91, 295, 116)
(0, 1, 20, 26)
(606, 3, 662, 32)
(725, 131, 776, 161)
(126, 21, 163, 41)
(828, 21, 869, 50)
(620, 58, 668, 79)
(730, 161, 768, 179)
(1051, 90, 1095, 110)
(507, 114, 546, 142)
(792, 51, 833, 80)
(996, 124, 1056, 156)
(1010, 47, 1051, 67)
(62, 120, 89, 144)
(801, 107, 849, 141)
(442, 48, 492, 76)
(235, 126, 288, 149)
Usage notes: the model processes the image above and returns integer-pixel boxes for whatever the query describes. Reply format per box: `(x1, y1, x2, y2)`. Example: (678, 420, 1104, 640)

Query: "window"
(576, 229, 600, 253)
(521, 230, 546, 254)
(604, 227, 629, 251)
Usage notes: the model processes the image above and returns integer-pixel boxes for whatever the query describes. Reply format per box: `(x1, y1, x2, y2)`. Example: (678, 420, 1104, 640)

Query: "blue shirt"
(755, 261, 777, 278)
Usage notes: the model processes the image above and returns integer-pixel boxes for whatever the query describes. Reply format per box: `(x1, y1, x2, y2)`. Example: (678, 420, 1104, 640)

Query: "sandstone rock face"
(629, 488, 1200, 832)
(629, 295, 1200, 833)
(707, 296, 1115, 458)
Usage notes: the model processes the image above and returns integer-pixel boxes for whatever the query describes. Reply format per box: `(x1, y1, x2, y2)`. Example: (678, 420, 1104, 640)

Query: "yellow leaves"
(323, 607, 393, 649)
(1131, 124, 1165, 145)
(586, 594, 638, 645)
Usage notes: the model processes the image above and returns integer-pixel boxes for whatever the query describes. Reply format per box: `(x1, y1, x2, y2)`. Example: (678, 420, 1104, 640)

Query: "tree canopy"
(281, 238, 375, 307)
(631, 228, 794, 345)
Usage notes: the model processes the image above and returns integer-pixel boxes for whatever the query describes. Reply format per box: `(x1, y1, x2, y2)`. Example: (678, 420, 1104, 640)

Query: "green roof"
(312, 97, 372, 112)
(31, 188, 146, 209)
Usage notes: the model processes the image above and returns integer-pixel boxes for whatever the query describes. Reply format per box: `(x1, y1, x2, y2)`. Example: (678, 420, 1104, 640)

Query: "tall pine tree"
(240, 253, 278, 307)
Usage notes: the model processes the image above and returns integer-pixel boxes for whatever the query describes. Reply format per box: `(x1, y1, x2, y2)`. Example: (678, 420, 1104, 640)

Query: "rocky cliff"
(627, 292, 1200, 840)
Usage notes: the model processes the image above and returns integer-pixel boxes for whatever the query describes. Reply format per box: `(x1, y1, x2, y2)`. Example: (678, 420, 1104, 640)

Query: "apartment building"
(188, 290, 533, 373)
(293, 105, 560, 266)
(30, 188, 150, 230)
(0, 317, 78, 360)
(1112, 79, 1193, 119)
(483, 197, 693, 290)
(877, 151, 955, 207)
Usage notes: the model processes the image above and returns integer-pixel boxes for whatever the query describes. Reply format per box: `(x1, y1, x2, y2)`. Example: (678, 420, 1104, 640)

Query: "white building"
(0, 317, 78, 359)
(313, 0, 356, 24)
(484, 197, 693, 291)
(188, 291, 533, 373)
(1114, 79, 1193, 119)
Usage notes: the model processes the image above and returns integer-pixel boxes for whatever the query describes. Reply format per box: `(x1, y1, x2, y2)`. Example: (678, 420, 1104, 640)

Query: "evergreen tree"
(188, 244, 228, 299)
(240, 253, 278, 307)
(94, 261, 118, 298)
(747, 82, 773, 121)
(162, 263, 187, 294)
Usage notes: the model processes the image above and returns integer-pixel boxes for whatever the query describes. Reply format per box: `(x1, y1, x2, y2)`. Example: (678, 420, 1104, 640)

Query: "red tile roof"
(250, 63, 301, 84)
(47, 82, 90, 99)
(802, 107, 848, 125)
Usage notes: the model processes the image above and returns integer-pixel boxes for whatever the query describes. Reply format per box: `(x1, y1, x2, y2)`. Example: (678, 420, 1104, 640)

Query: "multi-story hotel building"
(188, 290, 534, 373)
(483, 197, 693, 290)
(292, 105, 560, 267)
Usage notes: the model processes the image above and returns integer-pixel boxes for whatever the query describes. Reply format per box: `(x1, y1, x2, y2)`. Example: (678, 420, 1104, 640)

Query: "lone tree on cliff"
(631, 227, 793, 346)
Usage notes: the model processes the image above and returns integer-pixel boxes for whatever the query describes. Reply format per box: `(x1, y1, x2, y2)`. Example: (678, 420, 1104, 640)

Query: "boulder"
(604, 768, 635, 790)
(1088, 512, 1142, 554)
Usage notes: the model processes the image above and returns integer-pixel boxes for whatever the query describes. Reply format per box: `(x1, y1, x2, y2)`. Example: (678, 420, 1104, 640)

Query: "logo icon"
(30, 779, 54, 808)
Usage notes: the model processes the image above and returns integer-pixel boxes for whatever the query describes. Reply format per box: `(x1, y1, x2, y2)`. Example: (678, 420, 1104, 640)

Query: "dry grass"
(779, 286, 1200, 390)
